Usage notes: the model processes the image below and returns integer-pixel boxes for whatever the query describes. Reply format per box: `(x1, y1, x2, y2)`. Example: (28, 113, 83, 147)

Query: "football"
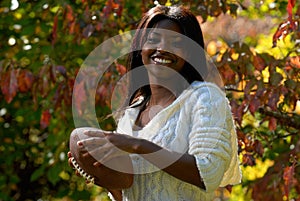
(69, 127, 133, 189)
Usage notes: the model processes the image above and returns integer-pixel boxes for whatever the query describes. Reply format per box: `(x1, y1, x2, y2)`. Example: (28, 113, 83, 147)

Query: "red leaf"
(283, 164, 295, 199)
(17, 69, 34, 93)
(286, 56, 300, 70)
(39, 76, 50, 98)
(69, 21, 76, 34)
(68, 78, 74, 89)
(53, 83, 63, 108)
(225, 185, 233, 193)
(242, 153, 256, 166)
(1, 69, 18, 103)
(115, 62, 126, 75)
(110, 0, 120, 10)
(287, 0, 296, 27)
(249, 96, 261, 114)
(73, 80, 87, 115)
(40, 110, 51, 129)
(237, 101, 246, 125)
(244, 79, 257, 97)
(37, 65, 51, 98)
(96, 84, 108, 105)
(115, 4, 123, 17)
(66, 5, 74, 22)
(63, 84, 71, 106)
(220, 64, 236, 85)
(102, 0, 120, 17)
(268, 117, 277, 131)
(253, 55, 266, 71)
(230, 100, 245, 125)
(254, 139, 264, 157)
(272, 21, 292, 47)
(267, 89, 279, 110)
(51, 15, 58, 46)
(95, 22, 102, 31)
(49, 64, 57, 83)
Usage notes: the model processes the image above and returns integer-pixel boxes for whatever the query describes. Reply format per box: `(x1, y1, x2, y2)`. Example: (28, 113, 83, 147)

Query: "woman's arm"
(81, 86, 234, 192)
(67, 150, 133, 190)
(107, 189, 122, 201)
(132, 137, 206, 189)
(81, 132, 205, 189)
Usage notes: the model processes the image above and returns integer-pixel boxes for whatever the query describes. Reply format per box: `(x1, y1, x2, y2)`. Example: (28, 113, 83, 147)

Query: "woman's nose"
(156, 40, 170, 52)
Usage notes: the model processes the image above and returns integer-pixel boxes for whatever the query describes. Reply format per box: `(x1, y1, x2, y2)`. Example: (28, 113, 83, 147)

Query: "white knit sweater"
(110, 81, 241, 201)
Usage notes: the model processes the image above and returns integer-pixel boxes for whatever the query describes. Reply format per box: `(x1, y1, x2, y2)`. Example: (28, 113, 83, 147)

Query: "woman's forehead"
(150, 18, 182, 35)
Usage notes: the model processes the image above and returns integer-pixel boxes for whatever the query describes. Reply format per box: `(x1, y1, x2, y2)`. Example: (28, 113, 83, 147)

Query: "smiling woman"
(141, 19, 186, 70)
(68, 4, 241, 201)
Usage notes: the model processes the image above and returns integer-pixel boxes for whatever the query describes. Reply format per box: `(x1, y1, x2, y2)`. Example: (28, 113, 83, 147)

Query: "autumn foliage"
(0, 0, 299, 200)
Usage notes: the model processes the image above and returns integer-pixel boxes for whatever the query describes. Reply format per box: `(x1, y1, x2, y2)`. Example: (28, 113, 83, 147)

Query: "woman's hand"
(77, 128, 204, 189)
(68, 139, 133, 189)
(67, 151, 93, 184)
(79, 130, 140, 168)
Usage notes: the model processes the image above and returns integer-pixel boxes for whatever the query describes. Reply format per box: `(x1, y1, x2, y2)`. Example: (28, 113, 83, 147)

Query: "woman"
(69, 4, 241, 201)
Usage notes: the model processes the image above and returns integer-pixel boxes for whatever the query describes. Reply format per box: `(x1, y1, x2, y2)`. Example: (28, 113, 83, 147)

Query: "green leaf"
(30, 165, 46, 182)
(47, 164, 61, 185)
(285, 79, 296, 89)
(0, 175, 7, 186)
(270, 72, 283, 86)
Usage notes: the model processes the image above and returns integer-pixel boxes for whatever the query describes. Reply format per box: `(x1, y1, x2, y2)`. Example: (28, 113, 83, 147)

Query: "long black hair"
(126, 5, 207, 106)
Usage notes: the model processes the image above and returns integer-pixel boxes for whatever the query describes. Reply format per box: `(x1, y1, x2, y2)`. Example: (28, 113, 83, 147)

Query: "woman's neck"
(145, 72, 189, 108)
(148, 85, 176, 106)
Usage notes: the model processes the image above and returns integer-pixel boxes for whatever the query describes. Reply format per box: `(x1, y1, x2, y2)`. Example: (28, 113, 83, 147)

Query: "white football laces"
(71, 157, 95, 184)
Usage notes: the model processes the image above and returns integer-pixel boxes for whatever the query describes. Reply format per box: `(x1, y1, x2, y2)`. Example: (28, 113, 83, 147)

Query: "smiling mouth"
(153, 57, 172, 64)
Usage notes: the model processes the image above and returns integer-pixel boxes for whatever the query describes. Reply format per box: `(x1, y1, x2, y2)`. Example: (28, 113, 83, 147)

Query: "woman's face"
(141, 19, 186, 78)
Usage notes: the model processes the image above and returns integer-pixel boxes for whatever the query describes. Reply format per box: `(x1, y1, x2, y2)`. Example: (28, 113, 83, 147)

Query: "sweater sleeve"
(188, 84, 234, 193)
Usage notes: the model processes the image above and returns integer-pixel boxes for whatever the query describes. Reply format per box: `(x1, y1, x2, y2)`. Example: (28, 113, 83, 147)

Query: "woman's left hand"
(78, 130, 139, 167)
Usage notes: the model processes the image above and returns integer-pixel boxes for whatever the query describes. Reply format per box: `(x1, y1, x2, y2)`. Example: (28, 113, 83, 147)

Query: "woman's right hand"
(67, 151, 93, 184)
(68, 151, 122, 201)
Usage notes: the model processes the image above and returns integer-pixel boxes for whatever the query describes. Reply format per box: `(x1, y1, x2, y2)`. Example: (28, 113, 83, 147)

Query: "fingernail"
(94, 162, 102, 167)
(77, 141, 83, 147)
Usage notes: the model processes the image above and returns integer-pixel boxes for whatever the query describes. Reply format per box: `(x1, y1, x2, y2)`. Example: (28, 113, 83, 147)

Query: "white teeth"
(153, 57, 172, 64)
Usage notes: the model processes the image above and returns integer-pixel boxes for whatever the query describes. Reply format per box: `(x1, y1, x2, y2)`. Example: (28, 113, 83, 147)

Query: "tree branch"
(258, 108, 300, 130)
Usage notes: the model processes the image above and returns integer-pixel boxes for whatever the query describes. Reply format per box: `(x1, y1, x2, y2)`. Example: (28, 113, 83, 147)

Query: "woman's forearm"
(133, 138, 205, 189)
(107, 189, 122, 201)
(81, 131, 205, 189)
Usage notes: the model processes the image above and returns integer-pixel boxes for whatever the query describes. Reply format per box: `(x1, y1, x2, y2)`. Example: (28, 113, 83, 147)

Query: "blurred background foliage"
(0, 0, 299, 200)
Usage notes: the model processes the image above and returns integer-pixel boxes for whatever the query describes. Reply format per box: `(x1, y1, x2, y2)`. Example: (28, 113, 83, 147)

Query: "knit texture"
(113, 81, 241, 201)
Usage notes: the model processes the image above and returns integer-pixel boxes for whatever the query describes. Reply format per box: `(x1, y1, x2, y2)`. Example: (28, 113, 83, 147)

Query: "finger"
(86, 146, 113, 165)
(93, 161, 102, 167)
(97, 148, 127, 165)
(82, 151, 96, 158)
(77, 143, 89, 155)
(94, 152, 110, 165)
(67, 151, 72, 158)
(68, 157, 75, 168)
(85, 144, 112, 159)
(81, 142, 111, 159)
(79, 137, 108, 148)
(75, 170, 81, 177)
(83, 130, 107, 137)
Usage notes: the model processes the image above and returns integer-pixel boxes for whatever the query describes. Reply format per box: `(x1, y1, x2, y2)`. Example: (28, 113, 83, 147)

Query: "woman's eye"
(173, 41, 184, 48)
